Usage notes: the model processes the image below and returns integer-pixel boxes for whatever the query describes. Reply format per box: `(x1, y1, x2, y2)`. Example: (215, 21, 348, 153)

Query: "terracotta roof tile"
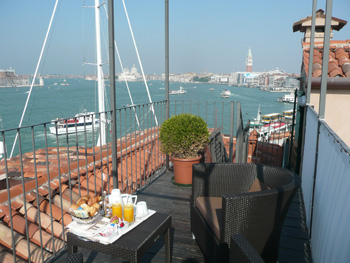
(39, 200, 64, 221)
(15, 238, 52, 261)
(0, 250, 27, 263)
(31, 229, 64, 253)
(303, 40, 350, 77)
(25, 206, 53, 230)
(10, 215, 39, 238)
(0, 224, 24, 250)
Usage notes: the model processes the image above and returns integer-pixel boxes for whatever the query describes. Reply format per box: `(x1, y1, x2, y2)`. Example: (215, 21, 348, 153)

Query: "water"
(0, 78, 293, 156)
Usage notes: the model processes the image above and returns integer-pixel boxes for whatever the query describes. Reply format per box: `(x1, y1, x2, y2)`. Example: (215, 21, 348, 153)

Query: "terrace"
(1, 1, 350, 263)
(0, 98, 309, 263)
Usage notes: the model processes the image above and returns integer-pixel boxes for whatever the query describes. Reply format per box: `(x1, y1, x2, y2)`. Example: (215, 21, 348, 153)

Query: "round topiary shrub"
(159, 113, 210, 159)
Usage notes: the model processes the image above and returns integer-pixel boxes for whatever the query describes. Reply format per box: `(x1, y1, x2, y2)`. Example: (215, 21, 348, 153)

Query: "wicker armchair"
(190, 163, 300, 263)
(230, 234, 265, 263)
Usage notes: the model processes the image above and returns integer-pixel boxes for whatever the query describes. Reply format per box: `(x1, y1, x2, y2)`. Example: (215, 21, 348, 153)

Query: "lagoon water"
(0, 78, 293, 155)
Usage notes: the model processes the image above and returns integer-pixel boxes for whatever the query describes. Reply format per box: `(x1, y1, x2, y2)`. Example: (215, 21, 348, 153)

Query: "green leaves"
(159, 114, 210, 159)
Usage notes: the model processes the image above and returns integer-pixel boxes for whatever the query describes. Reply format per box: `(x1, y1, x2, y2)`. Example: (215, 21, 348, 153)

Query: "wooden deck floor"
(52, 171, 311, 263)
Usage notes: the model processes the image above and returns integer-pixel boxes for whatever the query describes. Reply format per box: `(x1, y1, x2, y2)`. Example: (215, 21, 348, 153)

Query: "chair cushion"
(248, 178, 270, 192)
(196, 197, 222, 240)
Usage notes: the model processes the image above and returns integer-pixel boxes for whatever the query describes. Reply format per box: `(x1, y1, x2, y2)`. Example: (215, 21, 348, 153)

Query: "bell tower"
(246, 47, 253, 72)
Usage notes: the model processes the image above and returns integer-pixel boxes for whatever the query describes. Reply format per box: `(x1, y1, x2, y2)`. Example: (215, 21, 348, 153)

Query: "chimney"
(293, 9, 347, 43)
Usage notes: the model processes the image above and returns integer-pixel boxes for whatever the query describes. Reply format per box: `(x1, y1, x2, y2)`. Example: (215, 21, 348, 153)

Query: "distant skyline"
(1, 0, 349, 76)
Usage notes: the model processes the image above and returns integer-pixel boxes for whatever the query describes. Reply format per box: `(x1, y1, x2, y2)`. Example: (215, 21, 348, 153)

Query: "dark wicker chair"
(190, 163, 300, 263)
(230, 234, 265, 263)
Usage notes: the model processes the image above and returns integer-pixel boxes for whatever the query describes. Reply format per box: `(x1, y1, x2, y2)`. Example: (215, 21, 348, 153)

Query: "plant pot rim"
(171, 155, 201, 162)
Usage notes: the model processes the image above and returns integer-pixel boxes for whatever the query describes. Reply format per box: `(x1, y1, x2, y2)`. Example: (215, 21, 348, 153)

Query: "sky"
(0, 0, 349, 76)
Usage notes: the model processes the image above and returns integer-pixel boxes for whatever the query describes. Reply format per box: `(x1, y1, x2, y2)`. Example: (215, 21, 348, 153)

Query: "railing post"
(108, 0, 118, 189)
(229, 101, 235, 162)
(165, 0, 170, 170)
(235, 102, 243, 163)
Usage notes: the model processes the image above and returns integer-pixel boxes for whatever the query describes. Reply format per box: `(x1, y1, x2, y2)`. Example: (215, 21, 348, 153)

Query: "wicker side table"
(67, 212, 172, 263)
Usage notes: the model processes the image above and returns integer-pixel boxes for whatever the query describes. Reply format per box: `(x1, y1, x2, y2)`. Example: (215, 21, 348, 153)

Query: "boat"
(278, 92, 296, 103)
(169, 86, 186, 95)
(249, 105, 263, 130)
(283, 109, 294, 120)
(60, 79, 70, 86)
(261, 113, 282, 123)
(49, 110, 99, 135)
(209, 88, 214, 91)
(220, 89, 231, 98)
(257, 122, 288, 142)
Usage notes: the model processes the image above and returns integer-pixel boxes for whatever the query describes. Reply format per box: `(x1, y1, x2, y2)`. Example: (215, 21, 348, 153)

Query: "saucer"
(135, 211, 149, 218)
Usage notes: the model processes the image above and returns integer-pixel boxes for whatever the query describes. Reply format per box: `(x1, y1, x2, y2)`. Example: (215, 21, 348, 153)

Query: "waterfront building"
(117, 64, 141, 81)
(0, 68, 44, 87)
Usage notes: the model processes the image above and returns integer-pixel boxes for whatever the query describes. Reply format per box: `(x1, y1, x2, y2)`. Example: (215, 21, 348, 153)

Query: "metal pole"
(310, 0, 333, 239)
(306, 0, 318, 105)
(319, 0, 332, 119)
(108, 0, 118, 189)
(165, 0, 170, 170)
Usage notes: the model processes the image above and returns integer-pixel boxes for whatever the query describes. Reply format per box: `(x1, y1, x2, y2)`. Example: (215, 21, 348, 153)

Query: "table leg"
(164, 227, 172, 263)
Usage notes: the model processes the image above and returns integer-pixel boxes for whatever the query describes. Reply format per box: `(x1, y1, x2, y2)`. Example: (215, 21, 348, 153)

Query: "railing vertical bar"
(119, 110, 123, 191)
(64, 116, 73, 207)
(143, 104, 146, 187)
(91, 113, 97, 196)
(83, 116, 89, 196)
(2, 132, 17, 262)
(213, 102, 216, 129)
(129, 107, 133, 192)
(43, 124, 56, 254)
(229, 101, 235, 162)
(222, 102, 224, 129)
(151, 103, 154, 179)
(55, 123, 66, 243)
(99, 112, 104, 194)
(105, 111, 111, 193)
(124, 109, 128, 192)
(205, 101, 208, 123)
(31, 126, 45, 262)
(99, 112, 104, 196)
(146, 104, 150, 186)
(134, 106, 138, 191)
(18, 129, 32, 263)
(74, 117, 80, 199)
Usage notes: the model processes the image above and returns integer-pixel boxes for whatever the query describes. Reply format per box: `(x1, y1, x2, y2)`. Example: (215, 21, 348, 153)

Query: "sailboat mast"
(95, 0, 106, 145)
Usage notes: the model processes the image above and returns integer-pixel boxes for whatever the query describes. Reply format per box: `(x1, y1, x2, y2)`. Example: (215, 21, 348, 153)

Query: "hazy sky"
(1, 0, 349, 75)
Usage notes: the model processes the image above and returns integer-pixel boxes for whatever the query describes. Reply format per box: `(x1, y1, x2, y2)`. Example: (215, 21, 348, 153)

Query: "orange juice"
(112, 203, 123, 219)
(124, 204, 134, 223)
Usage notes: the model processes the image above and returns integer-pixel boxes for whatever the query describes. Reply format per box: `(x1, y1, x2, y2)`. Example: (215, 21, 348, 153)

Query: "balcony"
(0, 99, 314, 262)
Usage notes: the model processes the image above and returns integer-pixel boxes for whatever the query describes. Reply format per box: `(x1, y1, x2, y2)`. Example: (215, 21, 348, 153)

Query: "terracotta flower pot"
(171, 156, 201, 185)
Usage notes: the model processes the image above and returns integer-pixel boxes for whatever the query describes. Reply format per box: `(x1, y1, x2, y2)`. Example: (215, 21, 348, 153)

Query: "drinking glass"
(124, 203, 134, 223)
(112, 203, 123, 219)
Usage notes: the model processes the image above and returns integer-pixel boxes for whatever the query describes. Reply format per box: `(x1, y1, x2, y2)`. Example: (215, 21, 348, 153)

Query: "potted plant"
(160, 113, 210, 185)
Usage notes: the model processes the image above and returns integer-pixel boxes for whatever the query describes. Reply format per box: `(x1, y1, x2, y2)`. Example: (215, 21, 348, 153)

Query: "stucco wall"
(310, 87, 350, 147)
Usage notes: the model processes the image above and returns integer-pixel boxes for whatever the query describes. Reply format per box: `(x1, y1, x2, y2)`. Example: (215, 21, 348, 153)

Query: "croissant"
(77, 197, 89, 206)
(87, 196, 101, 206)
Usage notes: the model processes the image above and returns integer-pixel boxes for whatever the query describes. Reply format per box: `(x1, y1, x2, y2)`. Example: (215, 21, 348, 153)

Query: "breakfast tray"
(66, 209, 156, 244)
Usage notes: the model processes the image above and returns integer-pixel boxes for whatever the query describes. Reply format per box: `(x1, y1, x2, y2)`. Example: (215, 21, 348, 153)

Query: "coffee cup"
(136, 201, 148, 217)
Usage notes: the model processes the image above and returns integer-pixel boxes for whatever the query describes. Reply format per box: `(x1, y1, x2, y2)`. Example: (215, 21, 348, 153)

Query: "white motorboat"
(220, 89, 231, 98)
(169, 86, 186, 95)
(50, 110, 99, 135)
(278, 92, 297, 103)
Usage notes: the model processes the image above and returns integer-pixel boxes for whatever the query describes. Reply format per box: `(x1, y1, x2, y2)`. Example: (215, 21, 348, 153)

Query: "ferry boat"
(278, 92, 296, 103)
(221, 89, 231, 98)
(257, 122, 288, 142)
(209, 88, 214, 91)
(261, 113, 281, 123)
(50, 110, 99, 135)
(283, 109, 294, 120)
(169, 86, 186, 95)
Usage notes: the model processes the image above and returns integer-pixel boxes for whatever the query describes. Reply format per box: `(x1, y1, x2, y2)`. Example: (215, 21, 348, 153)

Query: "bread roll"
(92, 203, 100, 210)
(70, 204, 79, 210)
(89, 207, 98, 217)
